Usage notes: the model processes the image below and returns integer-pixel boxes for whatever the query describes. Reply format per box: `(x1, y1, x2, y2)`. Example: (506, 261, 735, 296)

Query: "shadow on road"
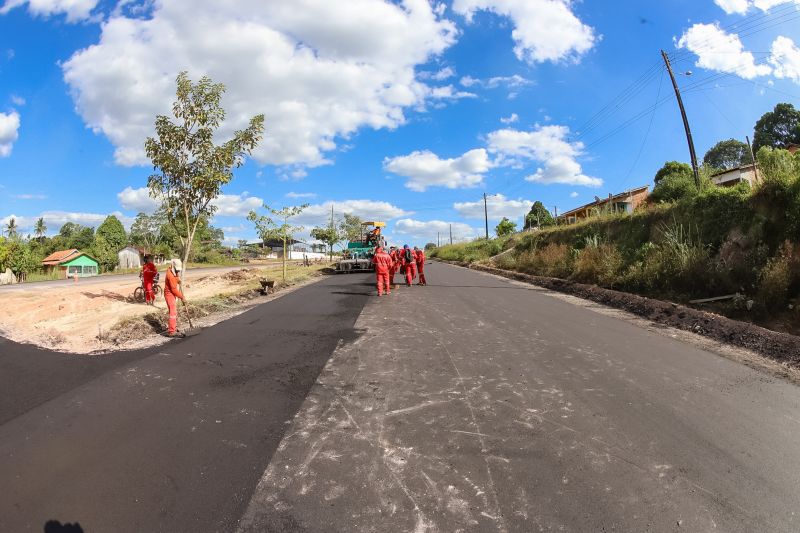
(81, 290, 135, 303)
(44, 520, 84, 533)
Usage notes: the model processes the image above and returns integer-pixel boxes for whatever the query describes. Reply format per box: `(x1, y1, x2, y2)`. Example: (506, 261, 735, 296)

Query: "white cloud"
(213, 193, 264, 216)
(453, 0, 596, 64)
(0, 111, 20, 157)
(10, 94, 25, 106)
(715, 0, 799, 13)
(454, 194, 531, 220)
(500, 112, 519, 124)
(394, 218, 477, 241)
(429, 85, 478, 100)
(425, 66, 455, 81)
(384, 148, 491, 192)
(677, 23, 772, 79)
(61, 0, 458, 168)
(460, 73, 532, 89)
(770, 36, 800, 84)
(714, 0, 750, 14)
(293, 199, 409, 227)
(487, 124, 601, 187)
(526, 155, 602, 186)
(117, 186, 263, 216)
(569, 191, 578, 198)
(117, 186, 159, 213)
(13, 193, 46, 200)
(286, 192, 317, 199)
(0, 0, 98, 22)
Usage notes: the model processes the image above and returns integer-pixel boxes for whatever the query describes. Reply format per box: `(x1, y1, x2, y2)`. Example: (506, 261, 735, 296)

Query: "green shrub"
(572, 243, 623, 286)
(516, 243, 573, 278)
(757, 255, 792, 309)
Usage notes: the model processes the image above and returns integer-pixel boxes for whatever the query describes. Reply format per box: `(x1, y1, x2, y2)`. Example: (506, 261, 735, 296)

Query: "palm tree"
(34, 217, 47, 239)
(5, 217, 17, 238)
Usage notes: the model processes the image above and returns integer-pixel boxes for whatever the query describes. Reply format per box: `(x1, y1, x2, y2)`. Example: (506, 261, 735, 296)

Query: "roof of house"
(41, 249, 81, 266)
(558, 185, 650, 218)
(41, 249, 97, 266)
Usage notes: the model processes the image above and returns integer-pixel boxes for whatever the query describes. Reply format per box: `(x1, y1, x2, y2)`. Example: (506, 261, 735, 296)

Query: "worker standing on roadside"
(414, 246, 427, 286)
(164, 258, 186, 337)
(389, 246, 399, 287)
(402, 244, 417, 287)
(141, 255, 158, 305)
(372, 246, 393, 296)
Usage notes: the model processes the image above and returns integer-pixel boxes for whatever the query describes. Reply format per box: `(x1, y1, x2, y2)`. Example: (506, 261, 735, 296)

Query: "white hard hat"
(171, 258, 183, 272)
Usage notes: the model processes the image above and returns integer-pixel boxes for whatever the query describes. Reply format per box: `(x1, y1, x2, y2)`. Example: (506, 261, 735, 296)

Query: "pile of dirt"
(442, 260, 800, 369)
(222, 268, 258, 282)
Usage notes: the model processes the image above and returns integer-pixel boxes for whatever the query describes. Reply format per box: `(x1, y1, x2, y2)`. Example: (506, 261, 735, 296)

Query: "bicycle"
(133, 272, 162, 303)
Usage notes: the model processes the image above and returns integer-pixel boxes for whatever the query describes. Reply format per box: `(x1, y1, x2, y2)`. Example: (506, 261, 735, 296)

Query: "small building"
(711, 164, 759, 188)
(41, 249, 100, 278)
(118, 246, 142, 270)
(557, 185, 650, 225)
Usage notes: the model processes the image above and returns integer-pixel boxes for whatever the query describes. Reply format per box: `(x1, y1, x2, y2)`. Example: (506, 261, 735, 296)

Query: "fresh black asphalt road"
(0, 272, 368, 532)
(3, 262, 800, 532)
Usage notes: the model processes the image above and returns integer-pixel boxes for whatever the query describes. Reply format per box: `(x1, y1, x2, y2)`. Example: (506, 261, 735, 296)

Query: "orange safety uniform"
(401, 247, 417, 286)
(415, 249, 427, 286)
(142, 262, 158, 303)
(164, 267, 185, 335)
(372, 247, 393, 296)
(389, 248, 400, 285)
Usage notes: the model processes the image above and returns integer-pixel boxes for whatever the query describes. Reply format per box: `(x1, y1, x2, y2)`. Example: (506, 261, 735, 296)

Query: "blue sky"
(1, 0, 799, 247)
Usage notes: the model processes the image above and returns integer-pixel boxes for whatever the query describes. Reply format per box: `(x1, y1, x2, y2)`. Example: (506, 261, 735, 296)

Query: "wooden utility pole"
(746, 135, 760, 184)
(437, 232, 440, 247)
(449, 224, 453, 245)
(483, 193, 489, 239)
(661, 50, 700, 187)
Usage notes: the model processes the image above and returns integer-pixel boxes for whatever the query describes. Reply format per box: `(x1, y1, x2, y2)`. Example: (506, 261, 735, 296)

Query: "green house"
(41, 249, 100, 278)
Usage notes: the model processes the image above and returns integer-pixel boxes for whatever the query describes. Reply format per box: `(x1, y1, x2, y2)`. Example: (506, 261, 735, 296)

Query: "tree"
(525, 201, 554, 229)
(650, 161, 711, 203)
(93, 215, 127, 271)
(248, 204, 308, 282)
(310, 226, 342, 261)
(130, 211, 166, 251)
(34, 217, 47, 239)
(753, 102, 800, 152)
(703, 139, 753, 171)
(145, 71, 264, 274)
(5, 217, 17, 238)
(495, 217, 517, 237)
(424, 242, 436, 251)
(654, 161, 693, 185)
(340, 213, 363, 243)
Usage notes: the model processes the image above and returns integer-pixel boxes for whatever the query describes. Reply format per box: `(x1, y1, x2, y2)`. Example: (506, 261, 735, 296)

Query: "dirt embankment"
(0, 265, 328, 354)
(437, 260, 800, 369)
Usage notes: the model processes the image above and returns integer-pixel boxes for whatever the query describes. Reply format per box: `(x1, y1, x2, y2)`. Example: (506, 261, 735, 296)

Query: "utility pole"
(449, 224, 453, 245)
(329, 204, 335, 262)
(661, 49, 700, 187)
(746, 135, 760, 184)
(483, 193, 489, 239)
(437, 232, 440, 247)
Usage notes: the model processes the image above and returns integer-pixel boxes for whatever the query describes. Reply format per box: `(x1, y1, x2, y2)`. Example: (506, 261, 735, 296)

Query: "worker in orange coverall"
(388, 246, 400, 287)
(372, 246, 393, 296)
(402, 244, 417, 286)
(164, 258, 186, 336)
(414, 246, 427, 286)
(141, 255, 158, 304)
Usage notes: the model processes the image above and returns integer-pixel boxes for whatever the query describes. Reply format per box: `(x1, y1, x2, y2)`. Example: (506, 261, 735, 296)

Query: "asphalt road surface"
(3, 262, 800, 532)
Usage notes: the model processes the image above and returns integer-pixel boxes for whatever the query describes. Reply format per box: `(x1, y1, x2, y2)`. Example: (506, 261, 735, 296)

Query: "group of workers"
(140, 255, 186, 337)
(372, 244, 427, 296)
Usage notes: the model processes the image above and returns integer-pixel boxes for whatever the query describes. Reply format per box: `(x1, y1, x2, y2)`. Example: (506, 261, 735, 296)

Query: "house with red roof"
(41, 249, 100, 278)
